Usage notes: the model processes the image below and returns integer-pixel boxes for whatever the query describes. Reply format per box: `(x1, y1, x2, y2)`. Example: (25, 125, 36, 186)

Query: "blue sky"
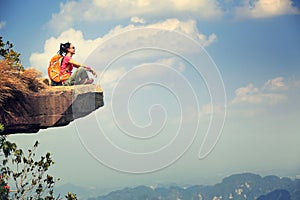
(1, 0, 300, 195)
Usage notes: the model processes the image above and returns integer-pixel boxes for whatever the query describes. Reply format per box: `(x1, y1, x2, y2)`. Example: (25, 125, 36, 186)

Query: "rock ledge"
(0, 84, 104, 134)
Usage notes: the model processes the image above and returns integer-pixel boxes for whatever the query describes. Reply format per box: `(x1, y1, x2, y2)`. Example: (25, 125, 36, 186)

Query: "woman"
(58, 42, 96, 86)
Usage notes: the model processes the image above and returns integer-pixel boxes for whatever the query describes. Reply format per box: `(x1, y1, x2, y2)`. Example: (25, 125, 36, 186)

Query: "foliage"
(65, 192, 77, 200)
(0, 174, 9, 200)
(0, 136, 57, 199)
(0, 124, 4, 133)
(0, 135, 77, 200)
(0, 36, 23, 71)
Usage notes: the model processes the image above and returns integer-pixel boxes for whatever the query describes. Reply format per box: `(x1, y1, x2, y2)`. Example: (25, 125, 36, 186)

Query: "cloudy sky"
(1, 0, 300, 194)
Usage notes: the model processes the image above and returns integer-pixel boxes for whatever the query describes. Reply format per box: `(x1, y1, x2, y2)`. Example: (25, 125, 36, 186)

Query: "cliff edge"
(0, 61, 104, 134)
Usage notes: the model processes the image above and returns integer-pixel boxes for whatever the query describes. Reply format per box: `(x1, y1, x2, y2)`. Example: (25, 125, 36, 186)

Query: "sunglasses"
(69, 46, 75, 49)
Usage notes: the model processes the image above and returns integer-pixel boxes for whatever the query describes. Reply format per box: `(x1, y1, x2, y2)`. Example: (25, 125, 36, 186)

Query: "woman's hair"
(58, 42, 71, 56)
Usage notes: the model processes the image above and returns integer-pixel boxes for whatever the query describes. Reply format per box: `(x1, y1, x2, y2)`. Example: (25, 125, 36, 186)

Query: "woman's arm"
(68, 59, 84, 68)
(69, 58, 97, 77)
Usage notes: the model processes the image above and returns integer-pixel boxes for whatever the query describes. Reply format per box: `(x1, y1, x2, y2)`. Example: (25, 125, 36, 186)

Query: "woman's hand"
(85, 66, 97, 77)
(90, 69, 97, 77)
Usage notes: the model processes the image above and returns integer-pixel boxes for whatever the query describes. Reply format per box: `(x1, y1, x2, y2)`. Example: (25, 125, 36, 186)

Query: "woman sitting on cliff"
(57, 42, 97, 86)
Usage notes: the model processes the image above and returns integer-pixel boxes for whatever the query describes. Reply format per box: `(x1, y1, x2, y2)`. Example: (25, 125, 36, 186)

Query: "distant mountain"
(256, 189, 291, 200)
(55, 183, 113, 200)
(88, 173, 300, 200)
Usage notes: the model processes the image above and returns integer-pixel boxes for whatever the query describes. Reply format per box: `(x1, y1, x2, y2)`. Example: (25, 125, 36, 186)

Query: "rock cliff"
(0, 84, 104, 134)
(0, 61, 104, 135)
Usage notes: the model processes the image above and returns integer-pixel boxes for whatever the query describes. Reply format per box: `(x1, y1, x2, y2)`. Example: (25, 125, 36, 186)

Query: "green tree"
(0, 134, 78, 200)
(0, 36, 23, 71)
(0, 136, 58, 199)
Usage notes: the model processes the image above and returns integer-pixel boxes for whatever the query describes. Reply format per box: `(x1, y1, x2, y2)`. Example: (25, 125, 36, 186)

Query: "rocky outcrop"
(0, 84, 104, 134)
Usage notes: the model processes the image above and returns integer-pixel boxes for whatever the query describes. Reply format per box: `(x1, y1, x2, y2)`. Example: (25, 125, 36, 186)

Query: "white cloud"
(0, 21, 6, 29)
(231, 77, 288, 105)
(100, 68, 127, 89)
(229, 77, 300, 117)
(30, 18, 216, 77)
(130, 17, 146, 24)
(46, 0, 300, 32)
(200, 103, 226, 117)
(199, 33, 217, 47)
(235, 0, 300, 19)
(47, 0, 223, 32)
(263, 76, 288, 91)
(156, 58, 186, 72)
(146, 18, 216, 47)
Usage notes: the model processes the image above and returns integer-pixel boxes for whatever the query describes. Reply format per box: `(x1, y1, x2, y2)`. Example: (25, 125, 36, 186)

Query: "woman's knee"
(78, 66, 86, 72)
(76, 66, 89, 79)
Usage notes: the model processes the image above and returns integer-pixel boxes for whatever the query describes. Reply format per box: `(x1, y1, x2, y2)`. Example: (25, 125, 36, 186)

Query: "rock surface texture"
(0, 84, 104, 134)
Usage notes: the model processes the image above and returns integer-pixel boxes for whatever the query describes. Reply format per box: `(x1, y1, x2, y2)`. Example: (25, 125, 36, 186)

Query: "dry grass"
(0, 60, 48, 108)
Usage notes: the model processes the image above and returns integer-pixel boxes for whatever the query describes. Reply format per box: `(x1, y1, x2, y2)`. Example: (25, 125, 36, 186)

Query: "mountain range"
(86, 173, 300, 200)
